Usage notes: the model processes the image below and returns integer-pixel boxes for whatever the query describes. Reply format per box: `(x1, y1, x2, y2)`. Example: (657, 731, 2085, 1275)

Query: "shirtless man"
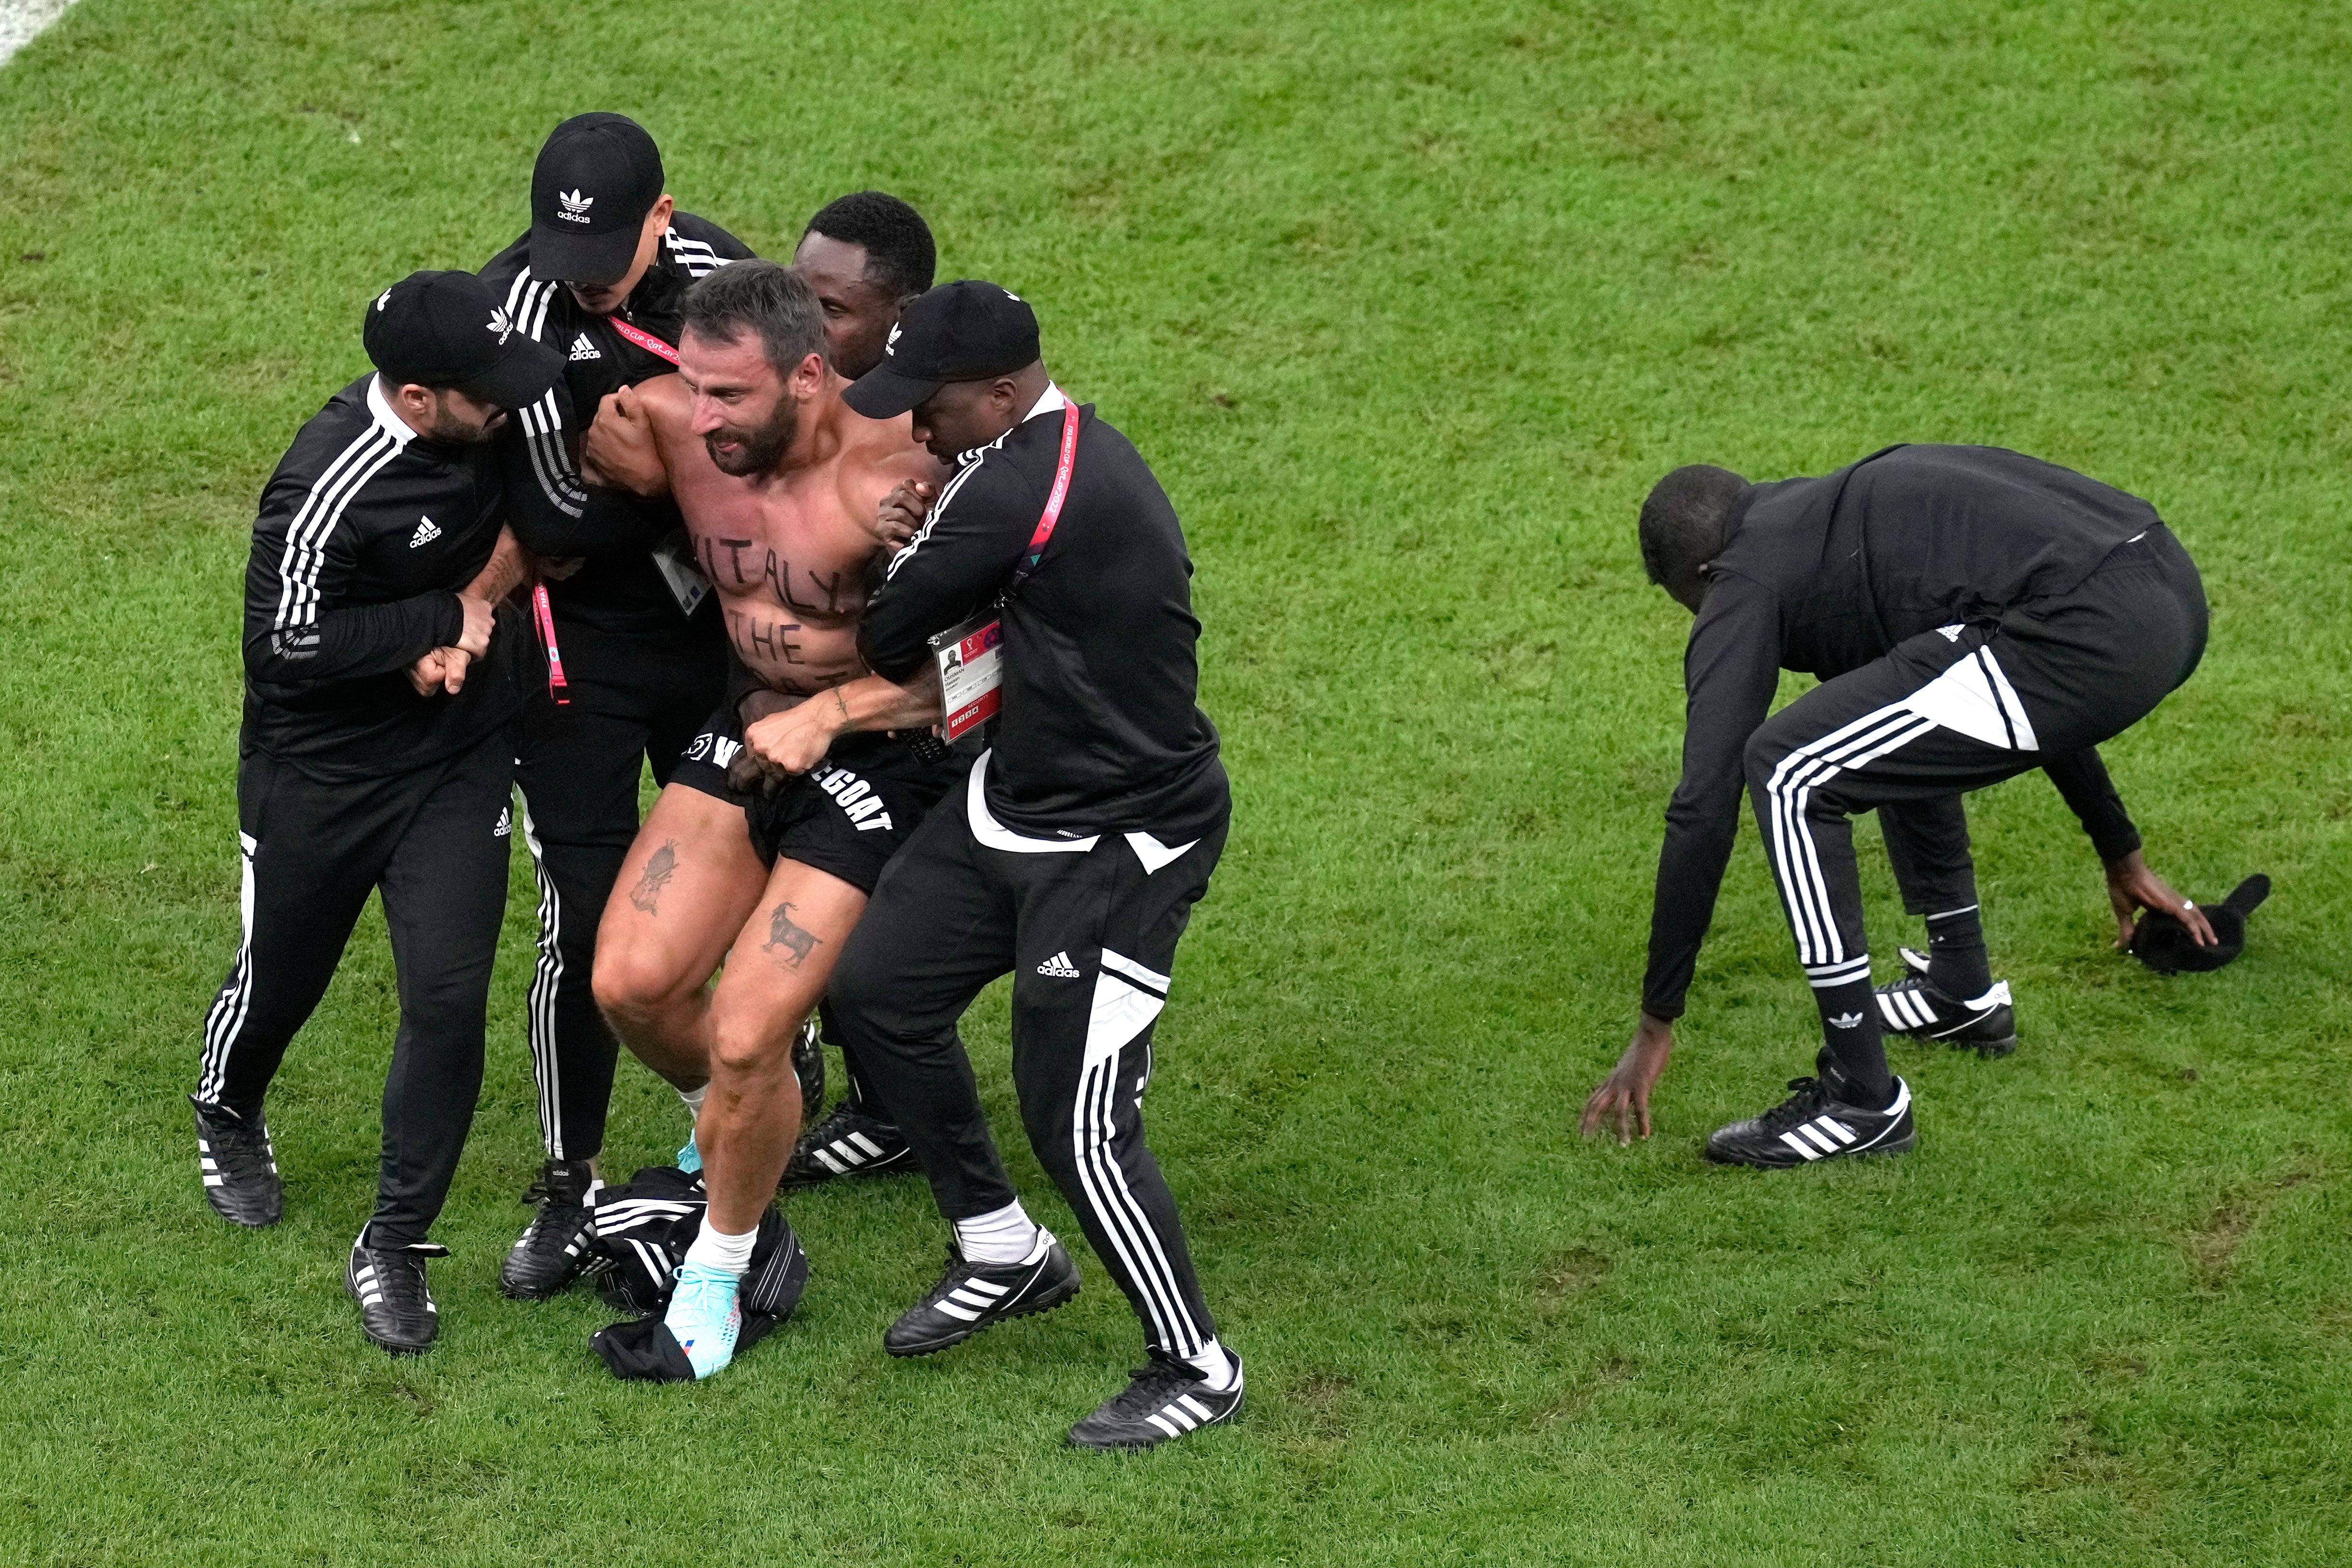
(582, 259, 952, 1378)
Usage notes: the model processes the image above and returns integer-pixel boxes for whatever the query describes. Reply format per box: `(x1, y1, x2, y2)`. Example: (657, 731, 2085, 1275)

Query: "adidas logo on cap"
(569, 332, 602, 362)
(409, 516, 441, 548)
(1035, 951, 1082, 979)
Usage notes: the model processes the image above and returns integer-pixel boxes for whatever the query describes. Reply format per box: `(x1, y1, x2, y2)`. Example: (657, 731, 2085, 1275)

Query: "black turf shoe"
(883, 1234, 1080, 1357)
(782, 1100, 917, 1189)
(498, 1158, 601, 1300)
(190, 1095, 283, 1228)
(1876, 949, 2018, 1056)
(1705, 1053, 1916, 1168)
(1067, 1351, 1246, 1451)
(346, 1235, 448, 1355)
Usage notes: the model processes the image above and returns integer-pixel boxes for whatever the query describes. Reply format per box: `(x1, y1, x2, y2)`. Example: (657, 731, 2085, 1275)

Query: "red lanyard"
(532, 582, 570, 705)
(536, 315, 669, 706)
(609, 317, 679, 365)
(1006, 401, 1082, 596)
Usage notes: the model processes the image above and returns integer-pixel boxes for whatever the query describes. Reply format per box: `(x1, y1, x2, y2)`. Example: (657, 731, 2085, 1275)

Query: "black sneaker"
(1704, 1053, 1916, 1168)
(190, 1095, 283, 1228)
(346, 1234, 448, 1355)
(1878, 950, 2017, 1056)
(782, 1100, 916, 1189)
(498, 1158, 601, 1300)
(1067, 1351, 1246, 1451)
(883, 1234, 1080, 1357)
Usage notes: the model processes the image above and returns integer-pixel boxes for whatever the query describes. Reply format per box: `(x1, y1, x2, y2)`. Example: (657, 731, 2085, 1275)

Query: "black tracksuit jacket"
(239, 374, 523, 782)
(1641, 443, 2163, 1019)
(859, 392, 1229, 840)
(477, 212, 754, 634)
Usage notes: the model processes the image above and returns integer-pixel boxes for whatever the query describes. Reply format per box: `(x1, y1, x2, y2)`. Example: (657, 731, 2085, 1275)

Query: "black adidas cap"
(842, 280, 1041, 419)
(363, 270, 563, 411)
(530, 112, 665, 286)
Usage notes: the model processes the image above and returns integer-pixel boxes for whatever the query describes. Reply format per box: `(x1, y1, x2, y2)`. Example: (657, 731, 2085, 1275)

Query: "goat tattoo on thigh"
(764, 901, 821, 970)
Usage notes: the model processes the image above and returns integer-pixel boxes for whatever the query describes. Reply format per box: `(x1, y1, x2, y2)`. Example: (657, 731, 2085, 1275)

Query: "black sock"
(1924, 904, 1992, 998)
(1813, 975, 1894, 1109)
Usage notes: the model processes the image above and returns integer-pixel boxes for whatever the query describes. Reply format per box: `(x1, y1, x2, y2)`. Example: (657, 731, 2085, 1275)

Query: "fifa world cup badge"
(932, 613, 1004, 741)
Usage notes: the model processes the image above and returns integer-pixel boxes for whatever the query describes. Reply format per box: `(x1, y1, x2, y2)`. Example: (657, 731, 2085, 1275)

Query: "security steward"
(824, 282, 1246, 1451)
(475, 112, 754, 1298)
(192, 270, 562, 1355)
(1580, 446, 2212, 1168)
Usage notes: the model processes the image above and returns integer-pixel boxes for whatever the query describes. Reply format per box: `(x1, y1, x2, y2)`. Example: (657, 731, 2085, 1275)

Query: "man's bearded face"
(703, 391, 796, 476)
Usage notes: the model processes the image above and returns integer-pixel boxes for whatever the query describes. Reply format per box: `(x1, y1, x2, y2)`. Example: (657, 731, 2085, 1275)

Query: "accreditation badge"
(649, 528, 712, 618)
(932, 613, 1004, 741)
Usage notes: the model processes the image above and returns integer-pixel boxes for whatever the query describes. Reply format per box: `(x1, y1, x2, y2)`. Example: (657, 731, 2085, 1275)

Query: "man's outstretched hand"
(1580, 1013, 1675, 1147)
(2104, 848, 2215, 949)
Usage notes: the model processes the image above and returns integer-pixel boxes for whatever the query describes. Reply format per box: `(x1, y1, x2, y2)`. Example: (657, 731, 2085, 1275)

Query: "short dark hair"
(680, 259, 826, 374)
(803, 191, 936, 299)
(1638, 465, 1748, 601)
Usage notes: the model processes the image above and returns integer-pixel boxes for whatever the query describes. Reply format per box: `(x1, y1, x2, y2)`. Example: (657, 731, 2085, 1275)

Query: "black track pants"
(1744, 529, 2205, 1019)
(828, 764, 1228, 1361)
(513, 615, 724, 1160)
(195, 727, 517, 1247)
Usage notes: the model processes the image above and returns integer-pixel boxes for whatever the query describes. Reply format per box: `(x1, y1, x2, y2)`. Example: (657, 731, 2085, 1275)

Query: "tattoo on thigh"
(630, 841, 679, 914)
(763, 901, 821, 970)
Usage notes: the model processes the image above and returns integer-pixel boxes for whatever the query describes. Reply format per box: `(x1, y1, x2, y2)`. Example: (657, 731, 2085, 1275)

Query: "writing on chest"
(693, 535, 856, 619)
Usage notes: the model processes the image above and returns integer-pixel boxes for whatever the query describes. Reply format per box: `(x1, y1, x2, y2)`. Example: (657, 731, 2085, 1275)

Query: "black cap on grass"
(843, 280, 1041, 419)
(363, 270, 563, 410)
(530, 112, 665, 286)
(2130, 874, 2270, 974)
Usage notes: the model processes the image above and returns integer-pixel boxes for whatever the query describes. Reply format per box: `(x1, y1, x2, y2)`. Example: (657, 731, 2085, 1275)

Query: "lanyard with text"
(609, 317, 680, 365)
(532, 582, 570, 705)
(931, 400, 1081, 741)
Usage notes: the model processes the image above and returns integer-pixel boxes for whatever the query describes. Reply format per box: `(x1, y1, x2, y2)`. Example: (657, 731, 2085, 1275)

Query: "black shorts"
(671, 703, 962, 895)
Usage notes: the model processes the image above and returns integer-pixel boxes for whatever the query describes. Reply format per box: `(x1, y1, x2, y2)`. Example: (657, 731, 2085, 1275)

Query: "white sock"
(678, 1082, 707, 1121)
(953, 1199, 1043, 1264)
(1186, 1338, 1240, 1392)
(682, 1220, 757, 1277)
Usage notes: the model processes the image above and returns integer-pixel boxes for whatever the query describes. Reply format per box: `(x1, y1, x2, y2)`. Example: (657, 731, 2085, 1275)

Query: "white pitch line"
(1, 0, 79, 70)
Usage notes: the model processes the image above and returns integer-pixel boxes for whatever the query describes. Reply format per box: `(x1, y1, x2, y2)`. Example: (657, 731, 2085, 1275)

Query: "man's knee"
(591, 938, 693, 1024)
(1743, 723, 1794, 795)
(707, 1008, 795, 1081)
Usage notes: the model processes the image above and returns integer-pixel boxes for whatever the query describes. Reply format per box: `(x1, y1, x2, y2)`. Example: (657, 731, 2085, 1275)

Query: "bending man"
(1582, 445, 2212, 1166)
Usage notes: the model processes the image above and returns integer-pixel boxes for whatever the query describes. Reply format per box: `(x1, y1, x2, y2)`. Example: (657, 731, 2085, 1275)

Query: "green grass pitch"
(3, 0, 2349, 1562)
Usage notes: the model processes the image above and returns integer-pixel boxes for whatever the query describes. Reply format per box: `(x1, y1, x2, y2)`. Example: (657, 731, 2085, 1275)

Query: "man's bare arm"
(732, 666, 946, 787)
(582, 381, 674, 498)
(464, 525, 533, 603)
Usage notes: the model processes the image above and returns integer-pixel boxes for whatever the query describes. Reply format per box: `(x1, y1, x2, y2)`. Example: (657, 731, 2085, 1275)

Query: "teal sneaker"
(677, 1131, 702, 1176)
(664, 1263, 742, 1379)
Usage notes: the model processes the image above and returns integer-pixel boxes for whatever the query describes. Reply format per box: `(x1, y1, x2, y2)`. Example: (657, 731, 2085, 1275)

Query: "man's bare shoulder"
(833, 412, 947, 504)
